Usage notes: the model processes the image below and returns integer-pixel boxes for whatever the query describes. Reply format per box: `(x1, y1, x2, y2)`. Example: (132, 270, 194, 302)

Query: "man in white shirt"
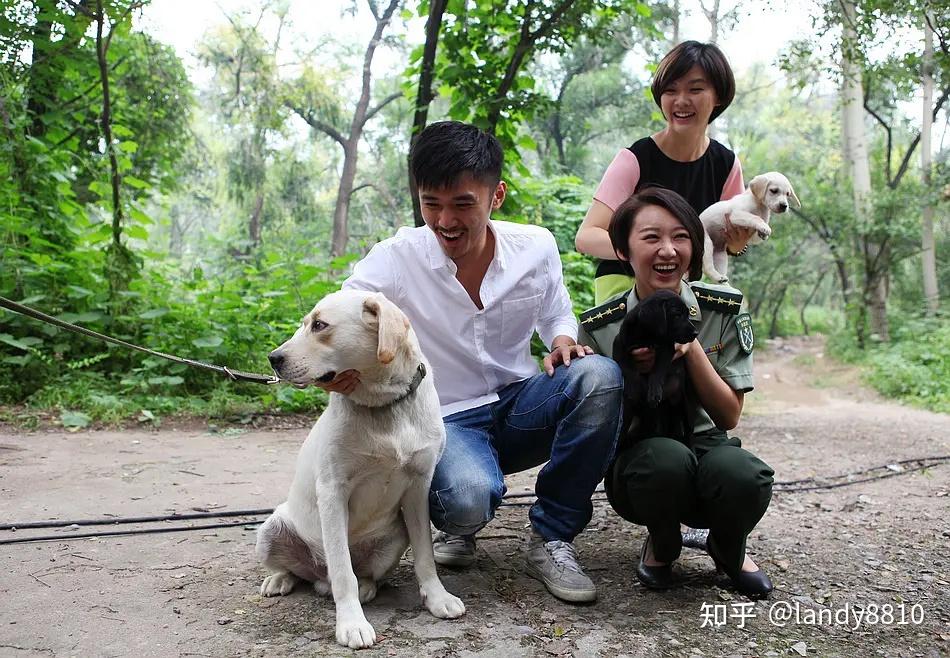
(330, 121, 622, 603)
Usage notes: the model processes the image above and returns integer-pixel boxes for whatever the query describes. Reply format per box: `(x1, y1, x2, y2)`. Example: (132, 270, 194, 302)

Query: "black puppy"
(611, 290, 698, 445)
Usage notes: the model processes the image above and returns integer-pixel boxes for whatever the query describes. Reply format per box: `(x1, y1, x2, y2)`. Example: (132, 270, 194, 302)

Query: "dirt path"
(1, 337, 948, 657)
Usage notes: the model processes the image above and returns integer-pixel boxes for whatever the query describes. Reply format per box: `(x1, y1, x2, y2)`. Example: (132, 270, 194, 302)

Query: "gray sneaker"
(524, 531, 596, 603)
(432, 531, 476, 567)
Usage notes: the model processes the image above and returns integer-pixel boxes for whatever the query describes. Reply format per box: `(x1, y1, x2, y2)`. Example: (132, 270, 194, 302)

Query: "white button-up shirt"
(342, 221, 578, 416)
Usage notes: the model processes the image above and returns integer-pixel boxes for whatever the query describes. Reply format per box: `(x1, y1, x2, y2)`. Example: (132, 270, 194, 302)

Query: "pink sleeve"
(721, 157, 744, 200)
(593, 149, 640, 211)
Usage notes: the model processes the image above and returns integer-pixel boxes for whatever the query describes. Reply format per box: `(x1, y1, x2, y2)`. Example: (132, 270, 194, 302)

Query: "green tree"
(286, 0, 406, 257)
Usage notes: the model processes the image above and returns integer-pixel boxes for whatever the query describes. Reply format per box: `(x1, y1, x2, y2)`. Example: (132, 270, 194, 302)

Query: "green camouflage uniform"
(578, 281, 773, 573)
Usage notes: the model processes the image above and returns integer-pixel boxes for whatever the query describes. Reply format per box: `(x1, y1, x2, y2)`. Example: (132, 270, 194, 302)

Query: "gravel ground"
(0, 337, 947, 657)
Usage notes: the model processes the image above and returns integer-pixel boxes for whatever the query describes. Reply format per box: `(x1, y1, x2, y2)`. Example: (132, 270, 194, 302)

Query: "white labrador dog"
(698, 171, 801, 282)
(257, 289, 464, 649)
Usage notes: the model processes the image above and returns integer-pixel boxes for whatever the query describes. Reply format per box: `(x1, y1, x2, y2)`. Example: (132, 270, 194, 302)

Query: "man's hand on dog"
(544, 338, 594, 376)
(314, 369, 361, 395)
(629, 341, 695, 374)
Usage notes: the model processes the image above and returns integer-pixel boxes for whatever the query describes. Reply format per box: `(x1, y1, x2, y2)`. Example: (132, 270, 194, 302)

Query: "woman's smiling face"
(622, 204, 693, 299)
(659, 64, 719, 133)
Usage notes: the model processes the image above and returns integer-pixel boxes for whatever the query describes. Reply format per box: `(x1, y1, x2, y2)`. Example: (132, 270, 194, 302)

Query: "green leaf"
(67, 285, 94, 298)
(124, 175, 150, 190)
(88, 180, 110, 198)
(117, 140, 139, 153)
(139, 308, 170, 319)
(126, 225, 149, 240)
(0, 334, 42, 350)
(61, 410, 92, 430)
(192, 336, 224, 348)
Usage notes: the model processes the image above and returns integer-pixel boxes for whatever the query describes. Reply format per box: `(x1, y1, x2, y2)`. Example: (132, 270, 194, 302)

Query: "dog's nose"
(778, 203, 788, 212)
(268, 351, 284, 372)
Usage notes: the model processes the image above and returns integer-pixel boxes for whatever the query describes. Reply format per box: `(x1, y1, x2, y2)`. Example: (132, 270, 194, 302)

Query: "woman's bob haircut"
(608, 186, 705, 282)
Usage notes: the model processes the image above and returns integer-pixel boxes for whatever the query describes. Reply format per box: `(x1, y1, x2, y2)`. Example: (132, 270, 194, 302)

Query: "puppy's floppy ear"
(788, 182, 802, 209)
(749, 175, 769, 202)
(362, 293, 409, 364)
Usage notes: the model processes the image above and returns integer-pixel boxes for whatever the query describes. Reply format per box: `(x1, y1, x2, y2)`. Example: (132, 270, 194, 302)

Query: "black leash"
(0, 295, 280, 385)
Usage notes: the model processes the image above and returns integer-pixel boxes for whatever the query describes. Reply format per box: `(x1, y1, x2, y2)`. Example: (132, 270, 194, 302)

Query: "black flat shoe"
(637, 536, 674, 590)
(706, 536, 773, 600)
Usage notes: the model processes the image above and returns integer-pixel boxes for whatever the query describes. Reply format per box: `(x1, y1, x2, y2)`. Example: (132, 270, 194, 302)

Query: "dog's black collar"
(349, 362, 427, 409)
(388, 362, 427, 406)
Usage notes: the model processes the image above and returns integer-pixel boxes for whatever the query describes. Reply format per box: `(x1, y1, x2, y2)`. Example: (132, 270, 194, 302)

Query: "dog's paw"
(336, 616, 376, 649)
(758, 225, 772, 240)
(260, 571, 297, 597)
(313, 579, 332, 597)
(717, 276, 729, 283)
(358, 578, 378, 603)
(421, 586, 466, 619)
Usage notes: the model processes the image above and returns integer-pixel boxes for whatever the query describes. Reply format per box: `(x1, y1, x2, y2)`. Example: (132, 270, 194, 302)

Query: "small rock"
(216, 617, 232, 625)
(790, 641, 807, 656)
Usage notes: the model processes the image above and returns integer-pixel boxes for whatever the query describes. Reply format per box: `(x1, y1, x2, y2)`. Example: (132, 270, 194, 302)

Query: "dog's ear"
(362, 293, 409, 364)
(788, 182, 802, 209)
(749, 175, 769, 202)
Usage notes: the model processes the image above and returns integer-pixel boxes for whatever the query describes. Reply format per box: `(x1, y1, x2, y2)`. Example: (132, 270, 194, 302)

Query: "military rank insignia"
(736, 313, 754, 354)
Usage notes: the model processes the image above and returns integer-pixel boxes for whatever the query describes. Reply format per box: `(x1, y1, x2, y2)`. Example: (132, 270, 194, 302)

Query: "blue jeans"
(428, 355, 623, 542)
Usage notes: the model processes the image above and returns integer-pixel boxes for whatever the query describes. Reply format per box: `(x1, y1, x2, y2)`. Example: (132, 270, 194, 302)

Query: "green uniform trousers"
(605, 431, 774, 576)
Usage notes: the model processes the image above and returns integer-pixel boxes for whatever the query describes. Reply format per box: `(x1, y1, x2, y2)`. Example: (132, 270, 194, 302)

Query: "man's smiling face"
(419, 174, 506, 263)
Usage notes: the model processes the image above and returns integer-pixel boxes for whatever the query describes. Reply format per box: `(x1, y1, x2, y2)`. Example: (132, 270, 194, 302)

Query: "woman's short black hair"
(651, 40, 735, 124)
(409, 121, 503, 191)
(608, 186, 705, 282)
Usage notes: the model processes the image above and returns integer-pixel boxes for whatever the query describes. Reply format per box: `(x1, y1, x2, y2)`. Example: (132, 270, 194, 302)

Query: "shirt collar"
(624, 280, 703, 325)
(424, 221, 503, 272)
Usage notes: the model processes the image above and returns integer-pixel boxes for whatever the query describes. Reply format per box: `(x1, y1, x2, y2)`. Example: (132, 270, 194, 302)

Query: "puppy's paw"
(717, 276, 729, 283)
(358, 578, 378, 603)
(757, 225, 772, 240)
(336, 615, 376, 649)
(421, 586, 466, 619)
(260, 571, 298, 597)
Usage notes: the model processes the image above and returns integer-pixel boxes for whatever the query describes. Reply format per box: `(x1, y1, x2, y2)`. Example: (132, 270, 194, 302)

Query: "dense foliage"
(1, 0, 948, 427)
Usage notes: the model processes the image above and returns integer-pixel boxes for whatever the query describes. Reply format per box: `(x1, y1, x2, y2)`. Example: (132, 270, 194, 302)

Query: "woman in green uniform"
(578, 187, 774, 599)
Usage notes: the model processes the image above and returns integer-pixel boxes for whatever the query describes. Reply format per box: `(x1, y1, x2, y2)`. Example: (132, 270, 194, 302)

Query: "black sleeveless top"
(596, 137, 737, 278)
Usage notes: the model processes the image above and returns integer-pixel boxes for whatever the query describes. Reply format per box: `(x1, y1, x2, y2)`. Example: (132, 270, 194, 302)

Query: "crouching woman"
(578, 187, 774, 599)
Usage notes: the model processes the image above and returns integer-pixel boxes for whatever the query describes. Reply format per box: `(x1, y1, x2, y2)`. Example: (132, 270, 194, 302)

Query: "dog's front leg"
(317, 484, 376, 649)
(725, 209, 771, 240)
(401, 477, 465, 619)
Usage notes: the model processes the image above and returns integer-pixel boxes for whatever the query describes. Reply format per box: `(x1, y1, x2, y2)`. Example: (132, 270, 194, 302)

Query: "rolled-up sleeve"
(714, 314, 755, 393)
(537, 233, 578, 347)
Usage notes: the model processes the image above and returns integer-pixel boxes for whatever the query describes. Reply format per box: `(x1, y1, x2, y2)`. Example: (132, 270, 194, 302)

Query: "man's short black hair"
(608, 186, 705, 282)
(409, 121, 503, 191)
(651, 40, 735, 125)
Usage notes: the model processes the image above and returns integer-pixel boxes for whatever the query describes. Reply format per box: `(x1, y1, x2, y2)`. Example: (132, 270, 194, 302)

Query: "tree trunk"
(704, 0, 721, 44)
(921, 14, 939, 314)
(671, 0, 680, 45)
(249, 192, 264, 248)
(841, 0, 887, 342)
(800, 269, 827, 335)
(410, 0, 447, 227)
(332, 143, 358, 257)
(327, 0, 400, 254)
(94, 0, 122, 248)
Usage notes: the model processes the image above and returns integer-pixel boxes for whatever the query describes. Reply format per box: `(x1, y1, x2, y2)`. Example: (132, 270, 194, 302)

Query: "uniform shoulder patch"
(689, 283, 743, 315)
(580, 297, 628, 330)
(736, 312, 754, 353)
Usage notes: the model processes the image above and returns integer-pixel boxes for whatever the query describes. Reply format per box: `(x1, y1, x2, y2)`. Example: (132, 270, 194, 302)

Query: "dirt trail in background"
(1, 336, 947, 657)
